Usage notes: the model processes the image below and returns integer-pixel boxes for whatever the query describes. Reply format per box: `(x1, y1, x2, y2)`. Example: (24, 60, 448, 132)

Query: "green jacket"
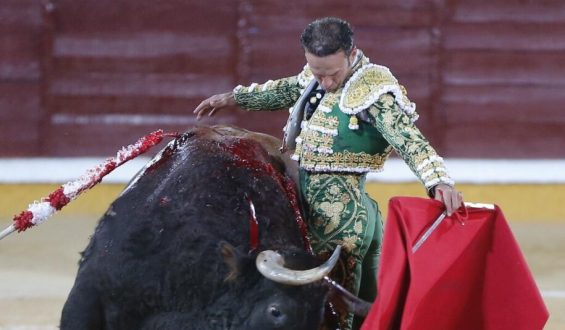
(233, 51, 453, 189)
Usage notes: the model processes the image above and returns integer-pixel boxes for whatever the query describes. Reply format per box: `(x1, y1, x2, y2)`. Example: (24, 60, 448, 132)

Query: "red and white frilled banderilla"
(0, 130, 180, 241)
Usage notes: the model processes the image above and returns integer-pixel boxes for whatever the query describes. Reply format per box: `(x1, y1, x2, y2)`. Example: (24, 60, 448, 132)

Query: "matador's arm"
(233, 76, 303, 111)
(369, 93, 454, 193)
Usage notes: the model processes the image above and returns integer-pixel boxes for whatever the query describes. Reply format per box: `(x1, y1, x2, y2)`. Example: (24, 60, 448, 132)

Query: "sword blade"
(412, 211, 447, 253)
(411, 202, 495, 253)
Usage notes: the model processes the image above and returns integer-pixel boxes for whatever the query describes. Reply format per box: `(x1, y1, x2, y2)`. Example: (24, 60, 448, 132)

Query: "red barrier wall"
(1, 0, 564, 157)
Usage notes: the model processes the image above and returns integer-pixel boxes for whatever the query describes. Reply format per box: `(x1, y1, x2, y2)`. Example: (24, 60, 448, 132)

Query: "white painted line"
(0, 157, 150, 184)
(541, 290, 565, 298)
(369, 159, 565, 184)
(0, 327, 57, 330)
(0, 158, 564, 184)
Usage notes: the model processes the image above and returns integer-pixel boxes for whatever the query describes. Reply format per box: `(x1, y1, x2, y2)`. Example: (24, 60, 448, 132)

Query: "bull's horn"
(256, 245, 341, 285)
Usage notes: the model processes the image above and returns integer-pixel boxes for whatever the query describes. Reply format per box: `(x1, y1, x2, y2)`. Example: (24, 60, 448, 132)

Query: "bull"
(60, 125, 369, 330)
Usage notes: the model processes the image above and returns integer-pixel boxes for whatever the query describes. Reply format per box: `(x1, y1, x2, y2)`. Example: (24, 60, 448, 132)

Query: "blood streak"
(247, 197, 259, 252)
(222, 138, 312, 253)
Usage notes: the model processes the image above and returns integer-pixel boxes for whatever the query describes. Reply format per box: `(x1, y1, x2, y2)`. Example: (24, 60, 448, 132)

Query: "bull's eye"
(269, 305, 282, 318)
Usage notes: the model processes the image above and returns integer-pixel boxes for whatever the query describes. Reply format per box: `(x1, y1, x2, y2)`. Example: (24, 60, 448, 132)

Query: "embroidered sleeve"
(369, 93, 454, 188)
(233, 76, 302, 111)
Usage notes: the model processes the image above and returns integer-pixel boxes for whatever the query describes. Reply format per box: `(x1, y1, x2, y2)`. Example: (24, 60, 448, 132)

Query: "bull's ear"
(218, 241, 244, 282)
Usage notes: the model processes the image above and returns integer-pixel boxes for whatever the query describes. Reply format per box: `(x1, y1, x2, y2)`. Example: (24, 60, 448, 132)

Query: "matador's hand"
(434, 184, 464, 216)
(193, 92, 236, 120)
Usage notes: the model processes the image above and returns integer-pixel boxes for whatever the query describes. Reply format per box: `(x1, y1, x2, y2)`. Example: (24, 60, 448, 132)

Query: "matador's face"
(305, 49, 357, 93)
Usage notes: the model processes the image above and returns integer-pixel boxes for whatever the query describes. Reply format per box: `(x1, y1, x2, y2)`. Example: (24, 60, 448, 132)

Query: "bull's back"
(109, 125, 301, 244)
(79, 125, 306, 293)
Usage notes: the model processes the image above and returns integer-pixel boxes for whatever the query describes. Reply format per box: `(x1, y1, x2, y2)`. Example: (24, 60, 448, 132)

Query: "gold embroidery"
(318, 92, 339, 111)
(297, 65, 313, 87)
(299, 130, 334, 156)
(370, 94, 453, 186)
(343, 68, 398, 110)
(353, 221, 363, 234)
(319, 200, 345, 234)
(234, 76, 301, 110)
(380, 93, 395, 107)
(340, 193, 351, 205)
(293, 55, 450, 188)
(341, 235, 358, 252)
(301, 130, 334, 146)
(305, 174, 366, 253)
(340, 63, 417, 120)
(300, 149, 390, 172)
(297, 111, 339, 155)
(308, 112, 339, 131)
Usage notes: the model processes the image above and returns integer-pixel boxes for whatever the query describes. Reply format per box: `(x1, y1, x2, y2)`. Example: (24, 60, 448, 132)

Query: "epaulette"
(339, 64, 418, 121)
(297, 64, 314, 89)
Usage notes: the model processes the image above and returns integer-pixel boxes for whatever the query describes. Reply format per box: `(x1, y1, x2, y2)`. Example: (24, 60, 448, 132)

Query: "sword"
(411, 202, 495, 253)
(412, 211, 447, 253)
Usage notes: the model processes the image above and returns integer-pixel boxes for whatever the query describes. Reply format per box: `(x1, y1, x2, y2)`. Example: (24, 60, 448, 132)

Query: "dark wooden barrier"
(1, 0, 564, 157)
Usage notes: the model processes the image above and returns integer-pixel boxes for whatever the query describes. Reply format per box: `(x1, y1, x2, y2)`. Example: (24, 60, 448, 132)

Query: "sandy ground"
(0, 215, 563, 329)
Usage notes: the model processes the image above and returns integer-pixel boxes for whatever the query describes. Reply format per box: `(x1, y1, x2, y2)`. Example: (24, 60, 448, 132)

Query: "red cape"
(361, 197, 548, 330)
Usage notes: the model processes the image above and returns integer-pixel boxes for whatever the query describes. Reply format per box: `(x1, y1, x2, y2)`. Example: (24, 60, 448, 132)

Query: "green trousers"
(299, 170, 383, 330)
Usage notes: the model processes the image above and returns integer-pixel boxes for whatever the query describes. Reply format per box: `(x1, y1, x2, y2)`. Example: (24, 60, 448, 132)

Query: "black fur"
(60, 126, 329, 330)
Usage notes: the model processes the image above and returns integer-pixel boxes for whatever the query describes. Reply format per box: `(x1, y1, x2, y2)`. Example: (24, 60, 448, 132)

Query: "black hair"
(300, 17, 354, 56)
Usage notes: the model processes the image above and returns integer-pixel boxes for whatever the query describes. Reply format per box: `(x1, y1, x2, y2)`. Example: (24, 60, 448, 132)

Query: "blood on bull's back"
(60, 125, 337, 330)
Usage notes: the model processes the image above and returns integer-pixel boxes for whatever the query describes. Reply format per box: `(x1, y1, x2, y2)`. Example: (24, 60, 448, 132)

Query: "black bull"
(60, 126, 370, 330)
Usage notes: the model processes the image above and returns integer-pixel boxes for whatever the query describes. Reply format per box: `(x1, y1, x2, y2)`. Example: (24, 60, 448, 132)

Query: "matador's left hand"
(434, 184, 464, 216)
